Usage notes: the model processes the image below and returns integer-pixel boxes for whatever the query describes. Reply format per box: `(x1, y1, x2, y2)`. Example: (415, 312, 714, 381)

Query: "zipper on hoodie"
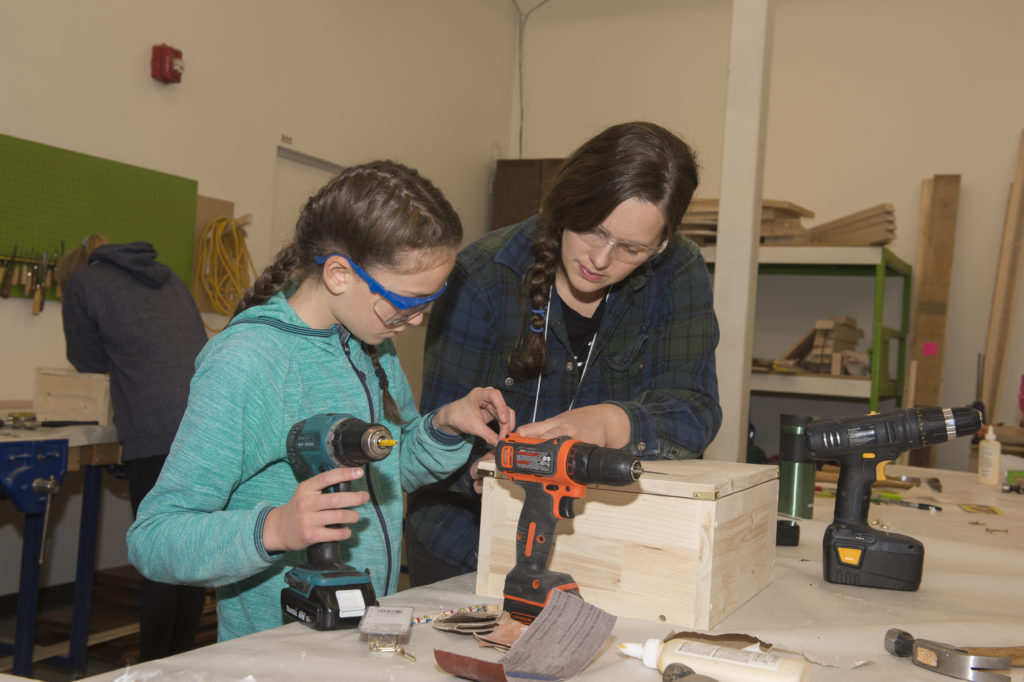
(340, 332, 395, 593)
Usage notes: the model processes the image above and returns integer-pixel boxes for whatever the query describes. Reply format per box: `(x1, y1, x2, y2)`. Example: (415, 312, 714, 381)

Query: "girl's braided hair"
(508, 121, 700, 382)
(234, 160, 462, 422)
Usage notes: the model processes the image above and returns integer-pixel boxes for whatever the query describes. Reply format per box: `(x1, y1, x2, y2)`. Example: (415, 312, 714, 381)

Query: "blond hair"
(55, 234, 109, 292)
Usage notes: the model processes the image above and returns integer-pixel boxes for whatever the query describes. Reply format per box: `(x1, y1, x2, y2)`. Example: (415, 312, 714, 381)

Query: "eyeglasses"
(314, 253, 446, 327)
(575, 224, 666, 264)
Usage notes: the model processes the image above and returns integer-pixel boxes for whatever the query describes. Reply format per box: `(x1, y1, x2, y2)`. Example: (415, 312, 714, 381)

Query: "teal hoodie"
(127, 292, 470, 640)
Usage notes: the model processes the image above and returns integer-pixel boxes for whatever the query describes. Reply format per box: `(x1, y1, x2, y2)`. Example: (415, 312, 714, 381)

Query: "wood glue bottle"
(619, 638, 810, 682)
(978, 426, 1001, 485)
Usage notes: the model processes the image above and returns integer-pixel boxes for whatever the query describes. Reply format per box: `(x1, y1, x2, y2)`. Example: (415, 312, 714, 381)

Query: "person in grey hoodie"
(57, 235, 209, 661)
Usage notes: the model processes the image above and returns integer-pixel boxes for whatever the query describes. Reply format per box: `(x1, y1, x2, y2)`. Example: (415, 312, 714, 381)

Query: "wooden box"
(34, 367, 114, 425)
(476, 459, 778, 630)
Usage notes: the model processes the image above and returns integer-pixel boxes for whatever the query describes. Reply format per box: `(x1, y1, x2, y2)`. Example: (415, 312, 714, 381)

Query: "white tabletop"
(0, 424, 118, 448)
(80, 465, 1024, 681)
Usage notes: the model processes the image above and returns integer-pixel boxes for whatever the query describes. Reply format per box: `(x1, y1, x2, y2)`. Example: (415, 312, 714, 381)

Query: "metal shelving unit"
(702, 245, 912, 411)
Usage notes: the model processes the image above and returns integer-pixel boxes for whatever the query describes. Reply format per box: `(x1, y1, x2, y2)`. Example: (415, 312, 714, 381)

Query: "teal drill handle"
(514, 481, 561, 572)
(307, 479, 351, 570)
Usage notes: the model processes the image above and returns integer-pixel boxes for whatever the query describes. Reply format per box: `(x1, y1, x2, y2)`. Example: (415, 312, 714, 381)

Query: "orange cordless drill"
(494, 434, 642, 624)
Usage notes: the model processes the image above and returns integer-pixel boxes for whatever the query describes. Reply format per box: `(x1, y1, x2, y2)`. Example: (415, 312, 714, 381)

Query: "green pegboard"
(0, 133, 197, 300)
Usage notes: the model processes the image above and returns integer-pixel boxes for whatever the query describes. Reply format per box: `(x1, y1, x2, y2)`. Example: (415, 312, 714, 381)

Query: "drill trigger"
(558, 496, 575, 519)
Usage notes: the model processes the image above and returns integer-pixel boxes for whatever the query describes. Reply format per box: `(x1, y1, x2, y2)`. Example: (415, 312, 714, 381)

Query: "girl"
(128, 160, 514, 640)
(406, 121, 721, 585)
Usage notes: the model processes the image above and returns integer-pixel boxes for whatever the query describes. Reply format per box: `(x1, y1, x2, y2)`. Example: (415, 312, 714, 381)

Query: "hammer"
(885, 628, 1024, 682)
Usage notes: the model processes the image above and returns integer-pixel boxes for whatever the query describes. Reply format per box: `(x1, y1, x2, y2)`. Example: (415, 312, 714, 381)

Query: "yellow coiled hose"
(193, 215, 257, 330)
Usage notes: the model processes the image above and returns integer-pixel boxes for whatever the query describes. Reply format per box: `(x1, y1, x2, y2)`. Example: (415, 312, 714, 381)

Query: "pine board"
(982, 130, 1024, 421)
(907, 175, 961, 466)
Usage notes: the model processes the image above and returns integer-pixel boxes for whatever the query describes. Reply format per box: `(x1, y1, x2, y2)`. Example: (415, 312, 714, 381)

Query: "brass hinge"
(693, 491, 718, 501)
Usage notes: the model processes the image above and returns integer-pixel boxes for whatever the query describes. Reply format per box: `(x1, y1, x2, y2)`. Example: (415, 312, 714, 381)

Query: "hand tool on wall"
(31, 251, 48, 315)
(495, 433, 642, 624)
(803, 406, 981, 590)
(19, 250, 31, 288)
(1, 245, 18, 298)
(280, 413, 395, 630)
(884, 628, 1023, 681)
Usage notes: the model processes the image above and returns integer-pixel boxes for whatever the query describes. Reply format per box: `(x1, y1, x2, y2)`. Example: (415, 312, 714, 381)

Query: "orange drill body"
(494, 434, 641, 624)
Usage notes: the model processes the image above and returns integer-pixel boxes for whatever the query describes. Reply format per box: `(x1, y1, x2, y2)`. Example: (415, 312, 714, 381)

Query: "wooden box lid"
(479, 458, 778, 501)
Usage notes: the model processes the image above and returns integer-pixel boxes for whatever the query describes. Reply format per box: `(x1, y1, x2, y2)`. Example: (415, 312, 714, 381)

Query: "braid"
(507, 221, 560, 381)
(364, 343, 407, 424)
(233, 243, 302, 318)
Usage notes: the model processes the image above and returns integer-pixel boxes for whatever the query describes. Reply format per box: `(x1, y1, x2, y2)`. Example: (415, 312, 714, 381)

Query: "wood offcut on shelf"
(683, 199, 898, 246)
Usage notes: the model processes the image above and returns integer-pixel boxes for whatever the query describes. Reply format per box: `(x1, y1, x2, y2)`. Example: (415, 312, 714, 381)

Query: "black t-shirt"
(560, 296, 605, 369)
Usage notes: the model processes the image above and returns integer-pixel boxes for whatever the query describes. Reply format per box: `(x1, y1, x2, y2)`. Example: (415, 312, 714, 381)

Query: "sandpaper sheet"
(436, 589, 616, 681)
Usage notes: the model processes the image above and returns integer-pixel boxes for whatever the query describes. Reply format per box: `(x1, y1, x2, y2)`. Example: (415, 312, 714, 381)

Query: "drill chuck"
(566, 442, 643, 485)
(286, 414, 394, 480)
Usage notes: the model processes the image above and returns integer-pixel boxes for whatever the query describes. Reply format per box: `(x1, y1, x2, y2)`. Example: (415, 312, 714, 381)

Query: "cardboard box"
(476, 458, 778, 630)
(34, 367, 114, 425)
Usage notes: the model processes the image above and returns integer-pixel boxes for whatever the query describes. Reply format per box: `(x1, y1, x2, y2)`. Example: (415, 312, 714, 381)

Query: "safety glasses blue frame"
(314, 253, 446, 326)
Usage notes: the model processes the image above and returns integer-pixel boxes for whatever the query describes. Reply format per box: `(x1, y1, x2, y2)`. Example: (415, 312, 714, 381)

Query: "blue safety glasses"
(314, 253, 446, 327)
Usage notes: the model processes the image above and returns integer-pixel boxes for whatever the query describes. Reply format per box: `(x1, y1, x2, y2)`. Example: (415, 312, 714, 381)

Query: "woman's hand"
(262, 467, 370, 553)
(433, 386, 516, 446)
(514, 404, 630, 448)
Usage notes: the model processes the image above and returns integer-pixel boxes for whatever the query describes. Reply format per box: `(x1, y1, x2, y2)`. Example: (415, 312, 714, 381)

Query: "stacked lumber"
(806, 316, 865, 374)
(680, 198, 815, 245)
(807, 203, 896, 245)
(771, 315, 867, 376)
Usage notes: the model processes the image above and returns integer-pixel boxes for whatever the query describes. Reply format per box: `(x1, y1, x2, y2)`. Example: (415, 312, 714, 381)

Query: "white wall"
(518, 0, 1024, 466)
(0, 0, 518, 593)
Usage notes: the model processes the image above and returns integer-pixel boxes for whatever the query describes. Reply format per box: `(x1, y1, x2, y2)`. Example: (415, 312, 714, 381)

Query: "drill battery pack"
(824, 521, 924, 591)
(281, 565, 377, 630)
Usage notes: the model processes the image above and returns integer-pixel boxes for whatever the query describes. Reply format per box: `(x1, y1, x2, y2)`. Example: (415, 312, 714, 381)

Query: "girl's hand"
(262, 467, 370, 553)
(514, 404, 630, 448)
(432, 386, 516, 446)
(468, 452, 495, 494)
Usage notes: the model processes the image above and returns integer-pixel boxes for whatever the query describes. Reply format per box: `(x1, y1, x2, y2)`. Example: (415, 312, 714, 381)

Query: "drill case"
(476, 458, 779, 630)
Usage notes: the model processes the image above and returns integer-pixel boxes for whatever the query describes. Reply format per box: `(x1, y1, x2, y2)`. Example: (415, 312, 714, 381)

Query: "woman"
(405, 121, 722, 585)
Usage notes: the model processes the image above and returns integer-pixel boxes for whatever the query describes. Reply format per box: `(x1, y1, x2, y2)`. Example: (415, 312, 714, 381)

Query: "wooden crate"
(476, 459, 778, 630)
(34, 367, 114, 425)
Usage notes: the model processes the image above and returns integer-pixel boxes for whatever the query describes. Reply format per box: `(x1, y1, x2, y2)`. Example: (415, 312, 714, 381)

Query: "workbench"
(79, 465, 1024, 681)
(0, 425, 120, 678)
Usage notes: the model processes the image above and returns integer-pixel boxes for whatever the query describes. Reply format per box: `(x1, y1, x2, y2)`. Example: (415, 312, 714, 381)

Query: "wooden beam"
(982, 129, 1024, 424)
(705, 0, 775, 462)
(907, 175, 961, 467)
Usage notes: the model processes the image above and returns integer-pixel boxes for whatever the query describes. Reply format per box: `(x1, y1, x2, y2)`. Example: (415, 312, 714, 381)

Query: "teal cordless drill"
(280, 413, 395, 630)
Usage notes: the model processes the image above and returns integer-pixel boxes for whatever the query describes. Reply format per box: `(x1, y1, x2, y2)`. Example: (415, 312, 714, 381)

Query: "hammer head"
(884, 628, 1012, 682)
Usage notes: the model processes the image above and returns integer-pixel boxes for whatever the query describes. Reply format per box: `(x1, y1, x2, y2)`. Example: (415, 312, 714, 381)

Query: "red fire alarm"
(151, 44, 184, 83)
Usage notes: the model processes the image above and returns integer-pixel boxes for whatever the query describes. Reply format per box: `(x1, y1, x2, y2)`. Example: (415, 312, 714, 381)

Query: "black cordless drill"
(495, 434, 642, 624)
(804, 406, 980, 591)
(280, 413, 395, 629)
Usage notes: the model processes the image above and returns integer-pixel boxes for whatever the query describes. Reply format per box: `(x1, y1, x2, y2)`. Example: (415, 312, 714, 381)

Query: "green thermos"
(778, 414, 815, 520)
